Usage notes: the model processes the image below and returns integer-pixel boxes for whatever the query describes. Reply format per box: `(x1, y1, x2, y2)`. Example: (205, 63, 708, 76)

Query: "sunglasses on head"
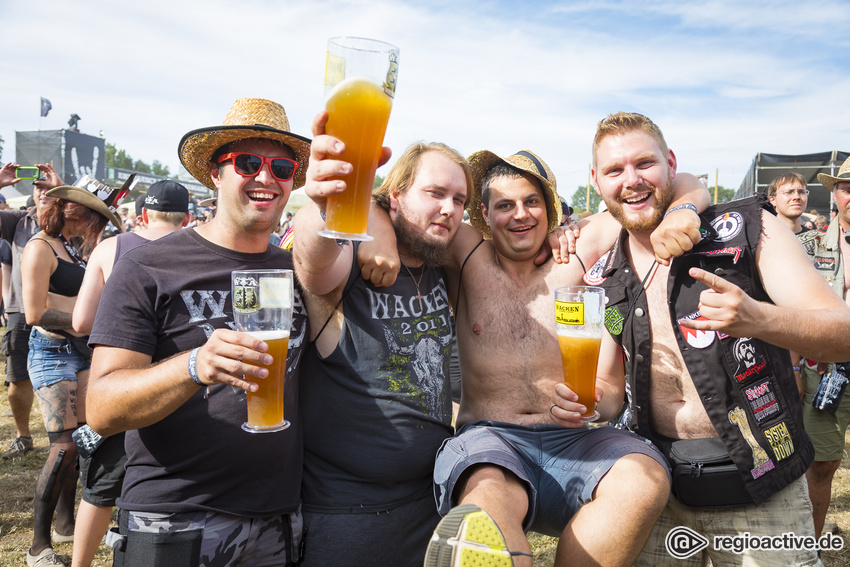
(216, 152, 298, 182)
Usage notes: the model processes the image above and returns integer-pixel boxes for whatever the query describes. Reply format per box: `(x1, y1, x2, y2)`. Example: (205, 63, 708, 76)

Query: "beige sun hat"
(817, 156, 850, 191)
(46, 174, 138, 231)
(178, 98, 311, 191)
(466, 150, 560, 238)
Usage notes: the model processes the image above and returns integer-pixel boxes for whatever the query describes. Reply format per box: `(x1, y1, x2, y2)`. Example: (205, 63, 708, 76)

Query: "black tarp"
(736, 151, 849, 214)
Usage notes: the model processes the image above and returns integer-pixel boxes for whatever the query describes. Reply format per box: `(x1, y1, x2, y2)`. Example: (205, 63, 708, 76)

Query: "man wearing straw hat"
(587, 112, 850, 566)
(87, 99, 310, 566)
(422, 149, 710, 567)
(799, 156, 850, 541)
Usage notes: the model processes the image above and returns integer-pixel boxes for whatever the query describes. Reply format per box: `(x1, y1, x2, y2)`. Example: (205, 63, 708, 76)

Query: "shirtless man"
(420, 149, 709, 567)
(589, 111, 850, 566)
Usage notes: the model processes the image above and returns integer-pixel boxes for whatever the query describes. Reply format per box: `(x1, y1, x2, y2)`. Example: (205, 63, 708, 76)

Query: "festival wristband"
(793, 366, 801, 372)
(188, 347, 203, 386)
(664, 203, 698, 218)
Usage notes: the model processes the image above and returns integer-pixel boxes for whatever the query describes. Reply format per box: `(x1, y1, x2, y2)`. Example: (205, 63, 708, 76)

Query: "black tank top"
(35, 239, 85, 297)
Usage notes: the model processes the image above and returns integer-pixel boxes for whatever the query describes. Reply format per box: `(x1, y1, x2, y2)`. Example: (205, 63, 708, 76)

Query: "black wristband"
(664, 203, 698, 218)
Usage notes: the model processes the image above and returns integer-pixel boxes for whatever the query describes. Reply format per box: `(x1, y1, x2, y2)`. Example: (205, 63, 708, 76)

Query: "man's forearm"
(87, 351, 199, 436)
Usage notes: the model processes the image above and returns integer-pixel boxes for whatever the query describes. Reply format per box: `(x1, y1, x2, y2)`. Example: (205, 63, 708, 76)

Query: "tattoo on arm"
(39, 309, 72, 330)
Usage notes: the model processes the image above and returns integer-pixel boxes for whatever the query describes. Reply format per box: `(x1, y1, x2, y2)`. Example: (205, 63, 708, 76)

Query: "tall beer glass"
(554, 286, 606, 421)
(232, 269, 294, 433)
(318, 37, 399, 241)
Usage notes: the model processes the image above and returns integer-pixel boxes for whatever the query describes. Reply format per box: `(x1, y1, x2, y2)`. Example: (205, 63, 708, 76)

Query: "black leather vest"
(588, 196, 813, 505)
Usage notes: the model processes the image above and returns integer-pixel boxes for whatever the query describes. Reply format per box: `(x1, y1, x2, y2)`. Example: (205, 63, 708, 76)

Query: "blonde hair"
(592, 112, 669, 167)
(374, 142, 473, 210)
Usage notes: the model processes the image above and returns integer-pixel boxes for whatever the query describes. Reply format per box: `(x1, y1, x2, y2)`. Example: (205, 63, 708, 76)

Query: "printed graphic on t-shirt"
(366, 278, 452, 420)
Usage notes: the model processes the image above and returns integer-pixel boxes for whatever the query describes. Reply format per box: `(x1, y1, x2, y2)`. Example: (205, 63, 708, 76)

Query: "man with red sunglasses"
(87, 99, 310, 567)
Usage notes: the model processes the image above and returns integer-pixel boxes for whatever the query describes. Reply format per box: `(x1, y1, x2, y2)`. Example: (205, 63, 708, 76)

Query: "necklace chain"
(403, 263, 425, 310)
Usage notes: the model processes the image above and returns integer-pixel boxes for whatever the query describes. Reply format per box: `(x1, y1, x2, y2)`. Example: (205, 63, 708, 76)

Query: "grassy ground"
(1, 373, 849, 566)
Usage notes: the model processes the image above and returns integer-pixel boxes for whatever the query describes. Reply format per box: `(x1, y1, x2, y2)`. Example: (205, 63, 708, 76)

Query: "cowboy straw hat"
(466, 150, 560, 238)
(178, 98, 311, 191)
(817, 156, 850, 192)
(46, 173, 138, 231)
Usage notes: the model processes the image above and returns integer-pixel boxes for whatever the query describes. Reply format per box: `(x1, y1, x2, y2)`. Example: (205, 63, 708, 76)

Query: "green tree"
(710, 185, 736, 204)
(105, 143, 135, 170)
(568, 185, 603, 214)
(133, 159, 151, 174)
(0, 134, 4, 161)
(373, 174, 384, 189)
(151, 160, 170, 177)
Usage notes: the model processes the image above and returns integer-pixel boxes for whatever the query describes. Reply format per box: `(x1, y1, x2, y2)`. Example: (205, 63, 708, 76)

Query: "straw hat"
(817, 156, 850, 191)
(46, 174, 138, 231)
(178, 98, 311, 191)
(466, 150, 560, 238)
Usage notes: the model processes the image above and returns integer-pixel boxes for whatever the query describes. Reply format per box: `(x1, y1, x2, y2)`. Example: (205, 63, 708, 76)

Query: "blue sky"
(3, 0, 849, 203)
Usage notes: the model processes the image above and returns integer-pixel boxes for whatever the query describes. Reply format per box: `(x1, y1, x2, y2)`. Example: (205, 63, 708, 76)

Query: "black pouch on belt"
(657, 437, 754, 508)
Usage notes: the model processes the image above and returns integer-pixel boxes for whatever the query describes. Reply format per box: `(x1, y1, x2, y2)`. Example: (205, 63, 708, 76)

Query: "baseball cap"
(143, 180, 189, 213)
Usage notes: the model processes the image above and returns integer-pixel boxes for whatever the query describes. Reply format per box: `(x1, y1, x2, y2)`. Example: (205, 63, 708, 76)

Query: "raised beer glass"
(232, 269, 294, 433)
(318, 36, 399, 241)
(554, 286, 606, 421)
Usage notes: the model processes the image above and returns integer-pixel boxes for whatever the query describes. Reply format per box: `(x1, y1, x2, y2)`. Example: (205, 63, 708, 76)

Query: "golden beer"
(245, 331, 290, 430)
(557, 331, 602, 420)
(324, 77, 393, 236)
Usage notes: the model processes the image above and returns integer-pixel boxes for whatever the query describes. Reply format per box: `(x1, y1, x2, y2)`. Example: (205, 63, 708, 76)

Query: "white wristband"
(188, 347, 203, 386)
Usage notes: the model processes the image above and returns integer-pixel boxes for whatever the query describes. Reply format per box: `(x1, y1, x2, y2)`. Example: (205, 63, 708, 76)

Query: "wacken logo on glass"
(666, 526, 710, 559)
(231, 270, 294, 433)
(233, 275, 261, 314)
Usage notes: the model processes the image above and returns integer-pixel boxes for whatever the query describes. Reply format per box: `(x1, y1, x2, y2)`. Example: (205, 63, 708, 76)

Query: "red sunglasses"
(217, 152, 299, 182)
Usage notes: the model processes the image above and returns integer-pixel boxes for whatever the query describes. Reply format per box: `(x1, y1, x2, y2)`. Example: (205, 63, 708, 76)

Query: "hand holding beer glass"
(555, 286, 606, 421)
(232, 269, 293, 433)
(317, 36, 399, 241)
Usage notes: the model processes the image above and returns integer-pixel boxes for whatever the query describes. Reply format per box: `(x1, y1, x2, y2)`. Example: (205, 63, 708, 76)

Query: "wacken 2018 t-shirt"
(89, 228, 308, 517)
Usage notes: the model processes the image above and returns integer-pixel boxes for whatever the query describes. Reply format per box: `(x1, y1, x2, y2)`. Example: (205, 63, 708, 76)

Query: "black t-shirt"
(90, 228, 308, 517)
(300, 245, 454, 512)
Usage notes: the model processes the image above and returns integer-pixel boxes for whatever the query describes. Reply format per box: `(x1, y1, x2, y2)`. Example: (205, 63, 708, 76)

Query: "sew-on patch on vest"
(710, 212, 744, 242)
(678, 313, 716, 349)
(732, 337, 769, 384)
(764, 421, 795, 462)
(744, 378, 781, 424)
(583, 251, 610, 285)
(729, 406, 775, 479)
(604, 305, 624, 336)
(698, 246, 744, 264)
(813, 256, 836, 270)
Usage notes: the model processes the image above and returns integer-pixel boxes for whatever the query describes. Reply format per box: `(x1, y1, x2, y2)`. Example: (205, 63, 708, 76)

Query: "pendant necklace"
(403, 263, 425, 311)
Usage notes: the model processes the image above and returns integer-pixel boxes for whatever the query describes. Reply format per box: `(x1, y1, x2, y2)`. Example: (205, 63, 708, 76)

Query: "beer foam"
(325, 76, 386, 102)
(246, 330, 290, 341)
(557, 329, 602, 339)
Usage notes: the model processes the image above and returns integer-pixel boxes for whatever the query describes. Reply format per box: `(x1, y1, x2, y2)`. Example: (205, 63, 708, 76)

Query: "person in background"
(22, 176, 125, 567)
(69, 179, 190, 567)
(0, 164, 62, 462)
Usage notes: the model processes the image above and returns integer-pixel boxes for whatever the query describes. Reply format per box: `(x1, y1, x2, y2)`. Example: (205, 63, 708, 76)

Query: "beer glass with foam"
(318, 37, 399, 241)
(554, 286, 606, 421)
(232, 269, 294, 433)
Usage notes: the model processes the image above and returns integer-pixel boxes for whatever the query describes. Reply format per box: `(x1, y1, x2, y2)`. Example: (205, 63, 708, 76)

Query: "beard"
(605, 174, 674, 233)
(392, 208, 451, 267)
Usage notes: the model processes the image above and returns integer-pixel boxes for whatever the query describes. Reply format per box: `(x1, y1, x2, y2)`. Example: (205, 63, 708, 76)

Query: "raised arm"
(683, 211, 850, 362)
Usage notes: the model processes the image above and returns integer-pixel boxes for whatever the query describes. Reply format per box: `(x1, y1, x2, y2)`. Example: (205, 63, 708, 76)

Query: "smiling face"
(833, 182, 850, 231)
(389, 150, 468, 265)
(592, 130, 676, 234)
(208, 138, 293, 237)
(482, 172, 548, 261)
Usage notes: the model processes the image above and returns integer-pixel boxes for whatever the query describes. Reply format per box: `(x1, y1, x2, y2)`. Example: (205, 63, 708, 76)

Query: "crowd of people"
(1, 99, 850, 567)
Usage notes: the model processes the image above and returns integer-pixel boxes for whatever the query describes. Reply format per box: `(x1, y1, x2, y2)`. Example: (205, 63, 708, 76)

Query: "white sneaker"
(26, 548, 70, 567)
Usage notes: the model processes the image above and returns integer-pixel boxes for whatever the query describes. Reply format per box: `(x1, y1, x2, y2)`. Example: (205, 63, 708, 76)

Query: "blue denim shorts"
(433, 420, 669, 537)
(27, 329, 91, 391)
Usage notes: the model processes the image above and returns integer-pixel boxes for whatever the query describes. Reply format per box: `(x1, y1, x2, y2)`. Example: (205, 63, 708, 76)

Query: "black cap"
(143, 180, 189, 213)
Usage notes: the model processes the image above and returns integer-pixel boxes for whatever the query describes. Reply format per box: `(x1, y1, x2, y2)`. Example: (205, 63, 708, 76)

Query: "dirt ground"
(1, 371, 850, 566)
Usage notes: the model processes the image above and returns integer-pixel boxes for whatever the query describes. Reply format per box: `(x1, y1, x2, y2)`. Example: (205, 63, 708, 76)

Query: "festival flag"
(40, 97, 52, 117)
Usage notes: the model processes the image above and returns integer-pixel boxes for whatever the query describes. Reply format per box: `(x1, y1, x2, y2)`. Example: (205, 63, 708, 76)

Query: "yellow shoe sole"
(424, 504, 513, 567)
